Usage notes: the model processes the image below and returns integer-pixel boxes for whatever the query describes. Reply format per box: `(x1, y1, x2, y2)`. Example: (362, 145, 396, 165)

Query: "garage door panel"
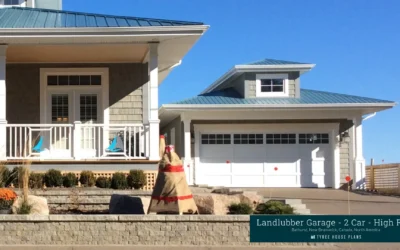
(233, 145, 266, 158)
(264, 162, 297, 173)
(266, 146, 299, 158)
(200, 145, 232, 158)
(200, 162, 231, 174)
(265, 175, 298, 187)
(231, 163, 264, 174)
(300, 174, 327, 188)
(232, 175, 264, 187)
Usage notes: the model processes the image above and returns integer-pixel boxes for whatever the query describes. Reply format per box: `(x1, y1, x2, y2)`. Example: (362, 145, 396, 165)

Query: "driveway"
(244, 188, 400, 214)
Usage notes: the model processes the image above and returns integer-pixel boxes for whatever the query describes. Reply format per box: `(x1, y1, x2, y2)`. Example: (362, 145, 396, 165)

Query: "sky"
(64, 0, 400, 164)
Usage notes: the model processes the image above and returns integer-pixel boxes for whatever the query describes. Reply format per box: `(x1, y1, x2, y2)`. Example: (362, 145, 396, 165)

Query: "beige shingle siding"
(5, 63, 147, 125)
(108, 63, 146, 124)
(339, 120, 353, 185)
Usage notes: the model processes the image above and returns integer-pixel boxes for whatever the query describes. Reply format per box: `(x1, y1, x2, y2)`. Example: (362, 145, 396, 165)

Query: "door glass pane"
(51, 95, 69, 123)
(80, 95, 98, 123)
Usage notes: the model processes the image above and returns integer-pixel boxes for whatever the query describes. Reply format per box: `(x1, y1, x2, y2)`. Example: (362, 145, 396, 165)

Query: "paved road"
(245, 188, 400, 214)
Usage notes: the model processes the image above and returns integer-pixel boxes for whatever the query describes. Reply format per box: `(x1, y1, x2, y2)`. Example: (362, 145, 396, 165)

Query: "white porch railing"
(5, 123, 149, 160)
(78, 123, 149, 160)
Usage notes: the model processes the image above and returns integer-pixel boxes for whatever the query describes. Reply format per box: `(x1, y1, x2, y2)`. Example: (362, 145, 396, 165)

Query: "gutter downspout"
(159, 60, 182, 73)
(362, 112, 376, 121)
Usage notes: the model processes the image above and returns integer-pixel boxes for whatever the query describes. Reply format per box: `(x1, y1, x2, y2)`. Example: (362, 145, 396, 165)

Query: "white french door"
(45, 90, 102, 158)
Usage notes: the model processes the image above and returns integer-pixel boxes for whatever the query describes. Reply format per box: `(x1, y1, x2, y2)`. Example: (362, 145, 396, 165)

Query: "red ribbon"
(151, 194, 193, 203)
(160, 164, 184, 172)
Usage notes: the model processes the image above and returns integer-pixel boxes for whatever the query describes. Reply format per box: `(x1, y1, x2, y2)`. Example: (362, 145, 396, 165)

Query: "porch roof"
(0, 7, 203, 28)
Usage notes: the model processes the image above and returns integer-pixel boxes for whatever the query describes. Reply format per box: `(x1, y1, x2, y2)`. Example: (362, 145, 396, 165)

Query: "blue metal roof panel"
(0, 7, 204, 28)
(171, 88, 394, 105)
(244, 58, 310, 65)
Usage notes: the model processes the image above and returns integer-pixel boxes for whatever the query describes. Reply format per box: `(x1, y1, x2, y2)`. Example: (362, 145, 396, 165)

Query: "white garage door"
(197, 132, 332, 188)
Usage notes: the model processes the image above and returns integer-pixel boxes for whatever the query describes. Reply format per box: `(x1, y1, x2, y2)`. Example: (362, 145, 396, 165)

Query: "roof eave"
(160, 102, 396, 111)
(0, 25, 209, 36)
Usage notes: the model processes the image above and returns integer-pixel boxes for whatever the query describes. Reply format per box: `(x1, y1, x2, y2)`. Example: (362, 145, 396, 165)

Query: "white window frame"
(256, 73, 289, 97)
(40, 68, 109, 125)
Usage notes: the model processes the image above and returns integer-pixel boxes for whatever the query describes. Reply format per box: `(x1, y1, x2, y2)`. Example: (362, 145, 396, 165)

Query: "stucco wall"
(245, 72, 299, 98)
(6, 63, 146, 124)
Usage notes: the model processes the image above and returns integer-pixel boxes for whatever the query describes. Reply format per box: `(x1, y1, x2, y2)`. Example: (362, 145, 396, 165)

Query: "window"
(299, 134, 329, 144)
(47, 75, 102, 86)
(233, 134, 263, 144)
(4, 0, 20, 5)
(260, 79, 284, 93)
(256, 74, 288, 97)
(51, 95, 69, 123)
(201, 134, 231, 144)
(266, 134, 296, 144)
(80, 95, 98, 123)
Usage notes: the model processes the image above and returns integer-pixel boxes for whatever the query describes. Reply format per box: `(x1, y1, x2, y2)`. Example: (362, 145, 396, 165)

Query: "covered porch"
(0, 8, 208, 162)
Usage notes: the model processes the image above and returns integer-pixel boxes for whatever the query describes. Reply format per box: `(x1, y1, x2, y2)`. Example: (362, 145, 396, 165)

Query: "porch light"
(340, 131, 350, 143)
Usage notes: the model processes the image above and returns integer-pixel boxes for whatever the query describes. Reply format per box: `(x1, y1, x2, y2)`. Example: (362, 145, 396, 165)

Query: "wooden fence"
(366, 164, 400, 190)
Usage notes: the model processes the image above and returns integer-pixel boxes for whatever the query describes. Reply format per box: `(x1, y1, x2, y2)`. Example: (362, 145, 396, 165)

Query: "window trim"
(255, 73, 289, 97)
(201, 134, 231, 145)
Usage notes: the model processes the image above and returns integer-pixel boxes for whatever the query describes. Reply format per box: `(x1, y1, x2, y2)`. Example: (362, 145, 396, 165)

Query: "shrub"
(228, 203, 254, 214)
(0, 165, 11, 188)
(127, 170, 147, 189)
(79, 171, 96, 187)
(0, 188, 17, 210)
(63, 173, 78, 188)
(16, 200, 32, 214)
(255, 200, 295, 214)
(111, 172, 128, 190)
(29, 173, 44, 189)
(96, 177, 111, 188)
(44, 169, 63, 187)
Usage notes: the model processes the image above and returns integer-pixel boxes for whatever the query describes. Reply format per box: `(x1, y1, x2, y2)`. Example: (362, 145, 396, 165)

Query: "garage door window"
(299, 133, 329, 144)
(233, 134, 263, 144)
(266, 134, 296, 144)
(201, 134, 231, 144)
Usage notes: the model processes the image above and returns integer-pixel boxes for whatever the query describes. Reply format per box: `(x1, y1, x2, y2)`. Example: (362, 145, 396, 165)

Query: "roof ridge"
(7, 6, 204, 25)
(241, 58, 310, 65)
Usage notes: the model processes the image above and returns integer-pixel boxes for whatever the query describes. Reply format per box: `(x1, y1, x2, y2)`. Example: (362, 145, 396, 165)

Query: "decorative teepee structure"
(147, 135, 198, 214)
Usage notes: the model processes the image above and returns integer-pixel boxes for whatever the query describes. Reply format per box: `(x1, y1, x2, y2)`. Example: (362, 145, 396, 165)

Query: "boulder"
(12, 195, 49, 215)
(109, 194, 148, 214)
(193, 192, 263, 215)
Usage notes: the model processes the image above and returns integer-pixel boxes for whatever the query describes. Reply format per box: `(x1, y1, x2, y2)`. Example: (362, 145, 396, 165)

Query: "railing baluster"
(98, 127, 101, 158)
(133, 126, 136, 158)
(24, 127, 27, 157)
(19, 127, 22, 157)
(14, 127, 17, 158)
(128, 126, 132, 158)
(64, 126, 66, 150)
(68, 127, 72, 157)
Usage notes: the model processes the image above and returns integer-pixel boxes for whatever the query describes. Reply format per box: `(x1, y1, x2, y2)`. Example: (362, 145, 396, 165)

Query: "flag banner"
(250, 215, 400, 242)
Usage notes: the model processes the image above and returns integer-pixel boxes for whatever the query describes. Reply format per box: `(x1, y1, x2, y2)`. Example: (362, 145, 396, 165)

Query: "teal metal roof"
(171, 88, 394, 105)
(244, 58, 310, 65)
(0, 7, 203, 28)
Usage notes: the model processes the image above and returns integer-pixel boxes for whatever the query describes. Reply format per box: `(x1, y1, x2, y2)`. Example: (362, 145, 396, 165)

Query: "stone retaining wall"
(0, 215, 269, 246)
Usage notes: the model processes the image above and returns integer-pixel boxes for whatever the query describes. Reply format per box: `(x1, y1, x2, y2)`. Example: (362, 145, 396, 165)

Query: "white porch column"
(332, 128, 341, 189)
(353, 117, 366, 189)
(147, 43, 160, 161)
(0, 45, 7, 160)
(182, 118, 193, 185)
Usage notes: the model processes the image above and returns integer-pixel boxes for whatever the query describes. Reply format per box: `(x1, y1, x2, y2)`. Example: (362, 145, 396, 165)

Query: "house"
(0, 7, 208, 172)
(0, 0, 61, 10)
(159, 59, 396, 189)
